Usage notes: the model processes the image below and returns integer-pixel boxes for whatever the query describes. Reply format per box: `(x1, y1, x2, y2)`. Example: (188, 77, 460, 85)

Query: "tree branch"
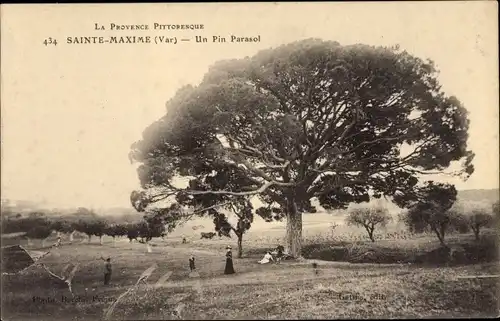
(187, 180, 294, 196)
(339, 134, 410, 156)
(218, 135, 287, 182)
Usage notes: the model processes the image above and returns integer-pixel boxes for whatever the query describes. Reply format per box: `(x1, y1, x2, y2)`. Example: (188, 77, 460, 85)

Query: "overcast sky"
(1, 2, 498, 209)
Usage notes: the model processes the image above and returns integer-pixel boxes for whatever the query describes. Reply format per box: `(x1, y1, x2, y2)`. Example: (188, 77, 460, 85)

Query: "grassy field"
(1, 214, 500, 320)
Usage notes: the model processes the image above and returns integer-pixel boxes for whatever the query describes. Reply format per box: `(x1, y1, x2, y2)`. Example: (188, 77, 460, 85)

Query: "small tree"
(448, 210, 470, 234)
(345, 206, 391, 242)
(467, 209, 493, 240)
(75, 219, 108, 244)
(212, 200, 254, 258)
(26, 225, 53, 248)
(67, 222, 80, 243)
(91, 220, 108, 245)
(137, 204, 183, 253)
(126, 224, 140, 243)
(402, 182, 457, 246)
(173, 171, 275, 258)
(136, 220, 161, 253)
(50, 220, 75, 240)
(137, 221, 164, 253)
(74, 221, 91, 243)
(105, 224, 129, 246)
(450, 202, 494, 240)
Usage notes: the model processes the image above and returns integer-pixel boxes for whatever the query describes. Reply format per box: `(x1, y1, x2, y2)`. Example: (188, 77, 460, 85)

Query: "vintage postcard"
(1, 2, 499, 320)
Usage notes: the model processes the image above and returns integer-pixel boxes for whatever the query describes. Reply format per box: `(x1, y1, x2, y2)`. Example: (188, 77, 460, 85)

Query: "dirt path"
(146, 260, 418, 289)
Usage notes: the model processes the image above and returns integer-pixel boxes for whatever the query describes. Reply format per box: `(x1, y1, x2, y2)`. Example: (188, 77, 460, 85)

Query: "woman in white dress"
(258, 251, 274, 264)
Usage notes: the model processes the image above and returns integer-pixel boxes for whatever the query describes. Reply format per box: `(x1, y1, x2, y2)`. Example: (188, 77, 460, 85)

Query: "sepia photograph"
(1, 2, 499, 320)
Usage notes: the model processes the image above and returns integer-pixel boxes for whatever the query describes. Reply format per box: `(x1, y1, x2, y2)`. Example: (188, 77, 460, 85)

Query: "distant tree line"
(0, 206, 176, 252)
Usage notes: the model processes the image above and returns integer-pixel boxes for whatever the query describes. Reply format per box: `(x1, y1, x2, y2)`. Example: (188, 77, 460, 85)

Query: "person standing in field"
(55, 235, 62, 247)
(100, 256, 112, 285)
(224, 245, 235, 275)
(189, 255, 196, 272)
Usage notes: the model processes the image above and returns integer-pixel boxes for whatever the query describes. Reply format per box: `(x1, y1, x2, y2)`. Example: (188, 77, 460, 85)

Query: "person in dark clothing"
(312, 262, 319, 275)
(100, 257, 112, 285)
(275, 245, 285, 264)
(189, 255, 196, 272)
(224, 245, 235, 275)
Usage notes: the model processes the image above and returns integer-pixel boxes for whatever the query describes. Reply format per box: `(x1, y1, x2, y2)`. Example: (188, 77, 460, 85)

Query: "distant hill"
(0, 200, 141, 224)
(457, 188, 499, 204)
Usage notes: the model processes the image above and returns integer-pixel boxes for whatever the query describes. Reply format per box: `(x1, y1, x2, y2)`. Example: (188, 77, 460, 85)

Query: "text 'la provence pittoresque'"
(65, 23, 262, 44)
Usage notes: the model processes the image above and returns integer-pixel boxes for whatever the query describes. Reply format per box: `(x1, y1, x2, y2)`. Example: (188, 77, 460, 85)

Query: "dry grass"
(1, 218, 499, 320)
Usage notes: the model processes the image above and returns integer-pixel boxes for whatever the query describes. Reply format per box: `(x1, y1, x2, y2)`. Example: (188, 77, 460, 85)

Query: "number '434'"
(43, 38, 57, 46)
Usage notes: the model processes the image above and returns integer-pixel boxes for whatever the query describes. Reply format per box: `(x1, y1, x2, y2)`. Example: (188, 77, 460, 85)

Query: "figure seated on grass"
(258, 251, 275, 264)
(275, 245, 285, 263)
(270, 245, 289, 263)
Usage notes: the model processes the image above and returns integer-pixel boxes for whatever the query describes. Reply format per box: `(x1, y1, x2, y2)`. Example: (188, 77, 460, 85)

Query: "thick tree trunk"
(285, 200, 302, 259)
(237, 234, 243, 258)
(99, 235, 103, 245)
(146, 241, 152, 253)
